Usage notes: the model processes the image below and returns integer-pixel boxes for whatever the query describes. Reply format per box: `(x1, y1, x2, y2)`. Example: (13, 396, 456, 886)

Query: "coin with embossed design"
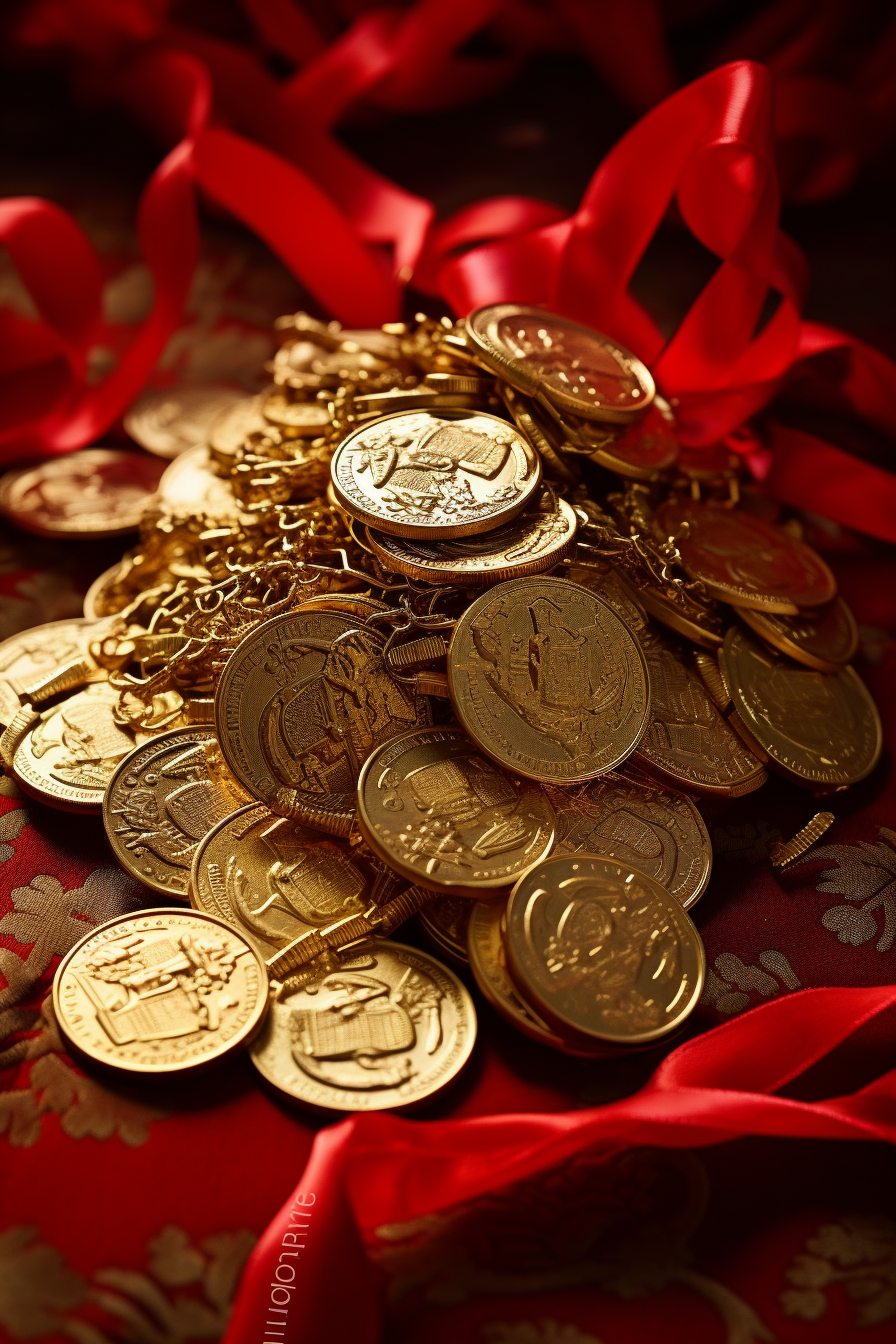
(633, 630, 768, 797)
(656, 499, 836, 613)
(125, 385, 246, 458)
(739, 598, 858, 673)
(53, 907, 268, 1073)
(330, 409, 541, 539)
(720, 625, 882, 788)
(0, 450, 164, 538)
(544, 772, 712, 909)
(448, 577, 650, 783)
(191, 802, 369, 954)
(249, 939, 476, 1112)
(366, 485, 577, 584)
(13, 682, 135, 812)
(0, 617, 107, 727)
(467, 897, 603, 1056)
(357, 726, 555, 896)
(215, 609, 432, 836)
(103, 728, 242, 897)
(505, 853, 705, 1046)
(466, 305, 655, 424)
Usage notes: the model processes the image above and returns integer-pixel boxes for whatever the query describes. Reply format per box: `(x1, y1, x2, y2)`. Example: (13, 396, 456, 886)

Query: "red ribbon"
(224, 983, 896, 1343)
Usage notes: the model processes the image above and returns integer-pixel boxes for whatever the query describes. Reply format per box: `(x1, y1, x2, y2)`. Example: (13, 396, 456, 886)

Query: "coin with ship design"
(103, 729, 244, 897)
(544, 771, 712, 909)
(191, 802, 370, 954)
(466, 305, 655, 424)
(504, 853, 705, 1046)
(249, 939, 476, 1112)
(330, 408, 541, 539)
(447, 576, 650, 784)
(656, 499, 837, 613)
(633, 629, 768, 797)
(739, 598, 858, 673)
(215, 608, 432, 836)
(13, 682, 136, 812)
(720, 625, 882, 788)
(53, 907, 269, 1073)
(366, 484, 577, 584)
(356, 726, 555, 896)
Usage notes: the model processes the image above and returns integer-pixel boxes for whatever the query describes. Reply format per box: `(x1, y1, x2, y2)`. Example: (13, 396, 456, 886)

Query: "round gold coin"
(356, 725, 556, 896)
(504, 853, 705, 1046)
(215, 609, 432, 834)
(366, 485, 577, 585)
(157, 445, 248, 525)
(447, 576, 650, 783)
(103, 728, 241, 897)
(544, 771, 712, 909)
(13, 682, 135, 812)
(261, 393, 332, 437)
(207, 394, 268, 468)
(466, 305, 655, 424)
(191, 802, 369, 953)
(330, 408, 541, 539)
(0, 617, 105, 726)
(53, 907, 268, 1073)
(739, 598, 858, 673)
(467, 897, 600, 1056)
(720, 625, 882, 789)
(584, 398, 678, 479)
(418, 895, 473, 966)
(249, 938, 476, 1112)
(633, 630, 768, 798)
(124, 385, 246, 458)
(83, 562, 130, 621)
(0, 450, 164, 538)
(656, 499, 837, 613)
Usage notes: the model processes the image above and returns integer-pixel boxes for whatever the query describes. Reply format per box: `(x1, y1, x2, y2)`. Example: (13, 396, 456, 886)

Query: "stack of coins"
(0, 304, 880, 1111)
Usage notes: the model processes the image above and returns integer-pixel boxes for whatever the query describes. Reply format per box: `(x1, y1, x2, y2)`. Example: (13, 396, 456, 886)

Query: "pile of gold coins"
(0, 304, 881, 1111)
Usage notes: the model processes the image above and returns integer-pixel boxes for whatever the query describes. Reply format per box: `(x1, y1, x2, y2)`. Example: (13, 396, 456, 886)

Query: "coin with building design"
(249, 939, 476, 1111)
(191, 802, 369, 953)
(103, 729, 242, 897)
(215, 608, 432, 836)
(448, 576, 650, 783)
(357, 725, 555, 896)
(53, 908, 268, 1073)
(330, 408, 541, 539)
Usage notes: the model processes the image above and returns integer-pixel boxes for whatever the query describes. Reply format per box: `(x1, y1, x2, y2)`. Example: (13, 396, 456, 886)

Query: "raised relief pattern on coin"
(14, 683, 134, 811)
(0, 450, 164, 539)
(448, 577, 650, 783)
(54, 909, 267, 1072)
(331, 409, 540, 539)
(250, 940, 476, 1111)
(357, 726, 555, 895)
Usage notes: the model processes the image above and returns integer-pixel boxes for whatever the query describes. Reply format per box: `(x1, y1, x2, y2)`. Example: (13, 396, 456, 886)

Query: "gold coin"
(544, 771, 712, 909)
(466, 305, 655, 424)
(0, 450, 164, 538)
(656, 499, 837, 613)
(191, 802, 369, 953)
(584, 397, 679, 479)
(739, 598, 858, 673)
(215, 609, 432, 832)
(249, 938, 476, 1112)
(157, 445, 248, 525)
(633, 630, 768, 797)
(356, 725, 556, 896)
(330, 409, 541, 539)
(719, 625, 882, 788)
(124, 385, 246, 458)
(0, 617, 104, 726)
(418, 895, 473, 966)
(262, 393, 331, 437)
(565, 558, 648, 634)
(207, 395, 268, 467)
(83, 562, 130, 620)
(504, 853, 705, 1046)
(53, 907, 268, 1073)
(366, 485, 577, 585)
(103, 728, 241, 897)
(13, 682, 135, 812)
(447, 576, 650, 783)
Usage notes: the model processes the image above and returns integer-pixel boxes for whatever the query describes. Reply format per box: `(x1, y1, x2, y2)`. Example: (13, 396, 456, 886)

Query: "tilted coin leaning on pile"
(0, 305, 881, 1111)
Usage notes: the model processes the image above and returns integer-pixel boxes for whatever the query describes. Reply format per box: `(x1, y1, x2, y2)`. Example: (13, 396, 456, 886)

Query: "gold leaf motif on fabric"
(780, 1215, 896, 1326)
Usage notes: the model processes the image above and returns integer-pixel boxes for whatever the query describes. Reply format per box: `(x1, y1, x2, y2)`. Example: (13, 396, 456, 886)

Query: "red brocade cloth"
(2, 6, 896, 1344)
